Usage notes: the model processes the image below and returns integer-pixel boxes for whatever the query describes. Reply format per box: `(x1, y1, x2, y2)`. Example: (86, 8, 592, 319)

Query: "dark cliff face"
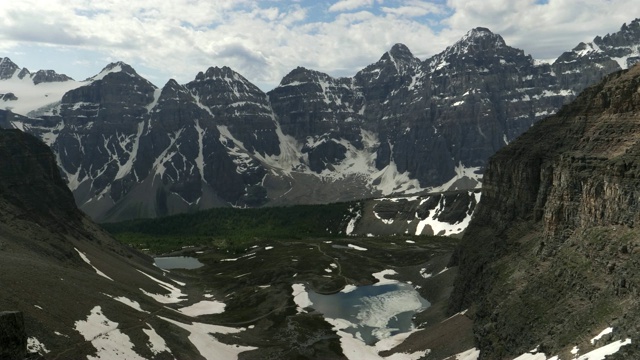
(0, 129, 81, 225)
(450, 65, 640, 358)
(186, 66, 281, 157)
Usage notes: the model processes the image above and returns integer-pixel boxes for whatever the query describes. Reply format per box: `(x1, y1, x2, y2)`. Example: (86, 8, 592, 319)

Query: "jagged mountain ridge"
(1, 19, 639, 222)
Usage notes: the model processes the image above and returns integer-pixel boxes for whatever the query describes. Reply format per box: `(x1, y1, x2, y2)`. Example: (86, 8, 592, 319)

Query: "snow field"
(138, 269, 187, 304)
(74, 306, 145, 360)
(159, 316, 257, 360)
(178, 300, 226, 317)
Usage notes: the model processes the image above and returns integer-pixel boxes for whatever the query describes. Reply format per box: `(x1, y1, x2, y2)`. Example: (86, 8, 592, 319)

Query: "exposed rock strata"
(450, 64, 640, 358)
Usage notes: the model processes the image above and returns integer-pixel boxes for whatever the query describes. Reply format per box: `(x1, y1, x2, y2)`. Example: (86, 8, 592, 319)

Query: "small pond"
(154, 256, 204, 270)
(307, 282, 429, 344)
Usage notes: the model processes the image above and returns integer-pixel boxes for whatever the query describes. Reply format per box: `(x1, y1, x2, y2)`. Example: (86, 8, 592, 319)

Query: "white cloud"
(0, 0, 638, 91)
(382, 1, 448, 18)
(443, 0, 640, 59)
(329, 0, 378, 12)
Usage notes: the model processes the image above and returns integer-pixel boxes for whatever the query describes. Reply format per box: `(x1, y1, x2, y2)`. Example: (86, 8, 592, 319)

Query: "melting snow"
(419, 268, 432, 279)
(326, 317, 429, 360)
(74, 248, 113, 281)
(114, 121, 144, 181)
(296, 281, 429, 360)
(137, 270, 187, 304)
(356, 290, 426, 340)
(415, 191, 481, 236)
(428, 162, 482, 193)
(348, 244, 368, 251)
(159, 316, 256, 360)
(143, 323, 171, 355)
(74, 306, 145, 360)
(507, 332, 631, 360)
(194, 120, 207, 182)
(104, 294, 148, 313)
(346, 208, 362, 235)
(178, 300, 226, 317)
(341, 285, 358, 293)
(577, 338, 631, 360)
(27, 337, 49, 355)
(372, 269, 398, 286)
(591, 327, 613, 344)
(451, 348, 480, 360)
(145, 88, 162, 112)
(292, 284, 312, 313)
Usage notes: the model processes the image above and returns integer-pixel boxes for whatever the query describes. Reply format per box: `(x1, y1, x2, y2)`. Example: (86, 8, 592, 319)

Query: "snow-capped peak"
(388, 43, 415, 60)
(0, 57, 20, 80)
(457, 27, 506, 49)
(90, 61, 138, 81)
(379, 43, 421, 75)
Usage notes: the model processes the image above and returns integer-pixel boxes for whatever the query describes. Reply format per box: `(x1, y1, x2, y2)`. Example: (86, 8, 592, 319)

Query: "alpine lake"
(146, 235, 473, 359)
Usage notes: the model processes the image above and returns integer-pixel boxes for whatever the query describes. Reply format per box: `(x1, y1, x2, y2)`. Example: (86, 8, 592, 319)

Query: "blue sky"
(0, 0, 638, 91)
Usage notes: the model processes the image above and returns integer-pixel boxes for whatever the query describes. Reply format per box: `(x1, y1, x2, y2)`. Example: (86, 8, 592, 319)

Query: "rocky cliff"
(0, 128, 251, 359)
(449, 64, 640, 359)
(1, 20, 639, 222)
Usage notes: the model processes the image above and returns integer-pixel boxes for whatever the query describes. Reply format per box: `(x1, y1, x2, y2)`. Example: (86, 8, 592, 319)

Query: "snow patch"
(159, 316, 256, 360)
(591, 327, 613, 344)
(341, 285, 358, 293)
(178, 300, 226, 317)
(577, 338, 631, 360)
(326, 317, 429, 360)
(27, 337, 49, 355)
(143, 323, 171, 355)
(74, 248, 113, 281)
(137, 270, 187, 304)
(292, 284, 312, 313)
(452, 348, 480, 360)
(104, 294, 148, 313)
(348, 244, 368, 251)
(372, 269, 398, 286)
(74, 306, 145, 360)
(346, 208, 362, 235)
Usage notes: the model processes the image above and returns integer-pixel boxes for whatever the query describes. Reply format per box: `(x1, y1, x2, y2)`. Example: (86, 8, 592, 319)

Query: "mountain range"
(1, 19, 639, 222)
(449, 59, 640, 359)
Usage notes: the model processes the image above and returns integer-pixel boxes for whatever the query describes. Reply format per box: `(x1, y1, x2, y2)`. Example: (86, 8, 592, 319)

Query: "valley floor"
(143, 235, 475, 359)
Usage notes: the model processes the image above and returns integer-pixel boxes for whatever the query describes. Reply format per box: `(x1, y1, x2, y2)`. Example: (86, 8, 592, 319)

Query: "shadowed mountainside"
(449, 64, 640, 358)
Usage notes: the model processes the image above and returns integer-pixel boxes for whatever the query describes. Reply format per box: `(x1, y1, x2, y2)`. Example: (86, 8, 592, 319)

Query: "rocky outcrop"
(347, 190, 481, 237)
(0, 311, 26, 360)
(450, 65, 640, 358)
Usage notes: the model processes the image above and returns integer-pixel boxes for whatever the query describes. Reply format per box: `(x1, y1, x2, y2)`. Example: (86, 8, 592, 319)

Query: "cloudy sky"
(0, 0, 638, 91)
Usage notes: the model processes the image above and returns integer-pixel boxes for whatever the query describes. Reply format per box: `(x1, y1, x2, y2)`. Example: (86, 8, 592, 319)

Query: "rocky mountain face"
(1, 20, 639, 222)
(0, 128, 269, 359)
(449, 64, 640, 359)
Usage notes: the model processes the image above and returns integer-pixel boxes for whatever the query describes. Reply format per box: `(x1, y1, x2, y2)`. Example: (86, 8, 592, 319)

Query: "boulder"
(0, 311, 27, 360)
